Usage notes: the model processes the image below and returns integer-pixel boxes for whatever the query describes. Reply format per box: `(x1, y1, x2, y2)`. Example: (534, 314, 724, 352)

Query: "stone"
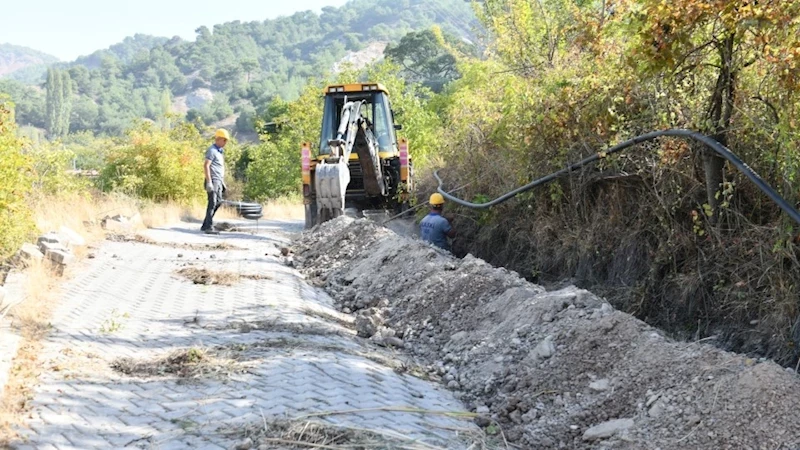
(58, 226, 86, 247)
(233, 438, 253, 450)
(447, 380, 460, 390)
(583, 418, 635, 441)
(589, 379, 610, 392)
(476, 405, 490, 415)
(19, 243, 44, 263)
(39, 240, 67, 255)
(46, 249, 75, 265)
(648, 401, 666, 418)
(355, 310, 383, 338)
(383, 337, 405, 348)
(37, 233, 61, 246)
(532, 336, 555, 359)
(474, 415, 491, 427)
(102, 217, 130, 232)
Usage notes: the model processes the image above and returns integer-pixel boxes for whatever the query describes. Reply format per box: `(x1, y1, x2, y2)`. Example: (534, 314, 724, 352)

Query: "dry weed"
(0, 260, 62, 443)
(176, 267, 271, 286)
(262, 196, 304, 221)
(230, 418, 439, 449)
(111, 347, 250, 380)
(107, 234, 244, 251)
(226, 416, 505, 450)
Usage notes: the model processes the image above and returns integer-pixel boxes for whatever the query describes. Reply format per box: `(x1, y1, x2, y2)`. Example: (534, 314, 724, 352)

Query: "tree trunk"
(703, 34, 736, 224)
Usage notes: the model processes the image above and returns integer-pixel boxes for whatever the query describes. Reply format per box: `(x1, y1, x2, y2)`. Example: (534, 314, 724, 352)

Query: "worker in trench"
(420, 193, 456, 251)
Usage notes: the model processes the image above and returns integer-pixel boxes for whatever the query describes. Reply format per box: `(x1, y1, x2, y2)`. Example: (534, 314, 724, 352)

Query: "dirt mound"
(295, 217, 800, 449)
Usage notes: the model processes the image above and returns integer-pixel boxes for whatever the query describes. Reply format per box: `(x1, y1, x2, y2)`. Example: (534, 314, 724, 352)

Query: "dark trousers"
(201, 182, 224, 230)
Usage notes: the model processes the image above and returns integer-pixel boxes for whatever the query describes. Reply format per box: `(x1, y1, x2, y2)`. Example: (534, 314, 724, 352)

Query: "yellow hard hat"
(214, 129, 230, 140)
(429, 193, 445, 205)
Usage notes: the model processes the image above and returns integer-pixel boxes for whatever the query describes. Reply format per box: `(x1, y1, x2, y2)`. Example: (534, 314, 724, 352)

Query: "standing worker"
(201, 129, 229, 234)
(420, 193, 456, 251)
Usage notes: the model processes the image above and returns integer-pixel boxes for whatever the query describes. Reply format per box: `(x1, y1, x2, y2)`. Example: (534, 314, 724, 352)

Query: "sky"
(1, 0, 350, 61)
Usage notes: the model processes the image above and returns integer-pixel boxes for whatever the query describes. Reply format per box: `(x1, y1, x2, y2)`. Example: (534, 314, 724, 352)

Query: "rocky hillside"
(0, 44, 58, 82)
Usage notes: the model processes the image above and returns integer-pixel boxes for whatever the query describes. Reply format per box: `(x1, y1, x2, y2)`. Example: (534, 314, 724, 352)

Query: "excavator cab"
(301, 83, 413, 229)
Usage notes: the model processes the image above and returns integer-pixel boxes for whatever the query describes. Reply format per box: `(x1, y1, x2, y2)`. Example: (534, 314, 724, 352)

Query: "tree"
(241, 59, 259, 84)
(628, 0, 800, 219)
(0, 97, 34, 258)
(384, 27, 468, 92)
(45, 68, 61, 137)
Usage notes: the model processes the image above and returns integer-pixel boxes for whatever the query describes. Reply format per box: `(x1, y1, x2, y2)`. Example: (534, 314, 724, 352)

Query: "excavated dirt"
(295, 217, 800, 450)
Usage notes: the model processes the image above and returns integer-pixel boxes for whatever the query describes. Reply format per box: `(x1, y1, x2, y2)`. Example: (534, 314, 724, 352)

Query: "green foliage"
(0, 79, 45, 128)
(98, 121, 207, 202)
(45, 68, 73, 138)
(384, 27, 474, 92)
(244, 88, 322, 200)
(0, 99, 34, 259)
(2, 0, 478, 137)
(425, 0, 800, 365)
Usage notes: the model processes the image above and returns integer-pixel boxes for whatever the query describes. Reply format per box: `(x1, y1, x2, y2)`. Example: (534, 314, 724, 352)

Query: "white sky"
(1, 0, 350, 61)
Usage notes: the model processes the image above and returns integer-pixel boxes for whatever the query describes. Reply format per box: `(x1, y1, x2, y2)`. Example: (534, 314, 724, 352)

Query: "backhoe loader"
(301, 83, 413, 229)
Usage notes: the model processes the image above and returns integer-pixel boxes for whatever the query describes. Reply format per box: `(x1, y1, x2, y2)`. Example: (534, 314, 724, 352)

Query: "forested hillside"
(0, 0, 477, 137)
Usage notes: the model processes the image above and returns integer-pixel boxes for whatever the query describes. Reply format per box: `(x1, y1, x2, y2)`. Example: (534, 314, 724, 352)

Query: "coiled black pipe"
(435, 129, 800, 226)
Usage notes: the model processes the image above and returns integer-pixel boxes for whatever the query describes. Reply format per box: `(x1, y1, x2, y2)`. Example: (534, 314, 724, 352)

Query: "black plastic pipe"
(434, 129, 800, 226)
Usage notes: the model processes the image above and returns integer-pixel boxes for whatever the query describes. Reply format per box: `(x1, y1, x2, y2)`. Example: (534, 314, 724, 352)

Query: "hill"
(72, 34, 170, 69)
(0, 0, 478, 136)
(0, 43, 59, 83)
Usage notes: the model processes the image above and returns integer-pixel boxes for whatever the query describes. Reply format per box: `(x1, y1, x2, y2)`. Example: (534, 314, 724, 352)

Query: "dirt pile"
(295, 217, 800, 449)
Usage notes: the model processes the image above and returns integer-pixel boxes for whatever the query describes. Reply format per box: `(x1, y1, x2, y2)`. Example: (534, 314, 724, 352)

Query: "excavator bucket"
(314, 159, 350, 222)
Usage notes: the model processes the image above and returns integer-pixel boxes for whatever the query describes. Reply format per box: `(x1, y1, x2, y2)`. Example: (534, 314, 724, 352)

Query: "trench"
(434, 129, 800, 368)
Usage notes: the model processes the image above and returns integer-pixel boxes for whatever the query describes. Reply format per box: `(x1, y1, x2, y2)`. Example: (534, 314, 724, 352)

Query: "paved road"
(12, 220, 475, 449)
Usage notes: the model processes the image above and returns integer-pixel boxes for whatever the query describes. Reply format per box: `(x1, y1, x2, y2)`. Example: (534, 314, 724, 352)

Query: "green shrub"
(27, 141, 92, 197)
(98, 121, 206, 203)
(0, 99, 34, 259)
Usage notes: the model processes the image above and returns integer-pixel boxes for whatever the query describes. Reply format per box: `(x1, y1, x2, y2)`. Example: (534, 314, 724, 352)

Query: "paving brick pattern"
(13, 221, 475, 449)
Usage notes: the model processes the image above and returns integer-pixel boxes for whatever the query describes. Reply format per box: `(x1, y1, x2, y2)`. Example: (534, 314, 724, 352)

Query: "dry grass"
(176, 267, 271, 286)
(1, 192, 213, 443)
(225, 416, 506, 450)
(230, 418, 440, 449)
(262, 196, 304, 221)
(111, 347, 251, 380)
(0, 260, 62, 444)
(107, 234, 244, 251)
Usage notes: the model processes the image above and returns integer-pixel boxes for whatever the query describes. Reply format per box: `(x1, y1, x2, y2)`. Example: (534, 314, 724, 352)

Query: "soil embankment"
(296, 217, 800, 449)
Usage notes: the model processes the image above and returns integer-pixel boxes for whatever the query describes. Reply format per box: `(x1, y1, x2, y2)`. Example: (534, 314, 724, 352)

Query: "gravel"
(295, 217, 800, 449)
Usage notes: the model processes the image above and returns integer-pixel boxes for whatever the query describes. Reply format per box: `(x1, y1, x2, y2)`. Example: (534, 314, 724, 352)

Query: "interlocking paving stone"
(12, 220, 476, 449)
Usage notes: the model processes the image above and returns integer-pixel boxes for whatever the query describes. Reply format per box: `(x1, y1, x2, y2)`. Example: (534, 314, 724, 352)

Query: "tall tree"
(45, 68, 63, 137)
(59, 71, 73, 137)
(384, 27, 470, 92)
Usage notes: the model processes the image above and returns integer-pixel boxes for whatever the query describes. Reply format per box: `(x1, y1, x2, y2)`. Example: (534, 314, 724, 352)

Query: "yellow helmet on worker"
(429, 193, 445, 206)
(214, 129, 230, 140)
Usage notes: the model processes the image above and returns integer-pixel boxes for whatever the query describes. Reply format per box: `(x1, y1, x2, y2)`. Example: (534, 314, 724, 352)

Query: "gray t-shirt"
(205, 144, 225, 183)
(420, 212, 452, 251)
